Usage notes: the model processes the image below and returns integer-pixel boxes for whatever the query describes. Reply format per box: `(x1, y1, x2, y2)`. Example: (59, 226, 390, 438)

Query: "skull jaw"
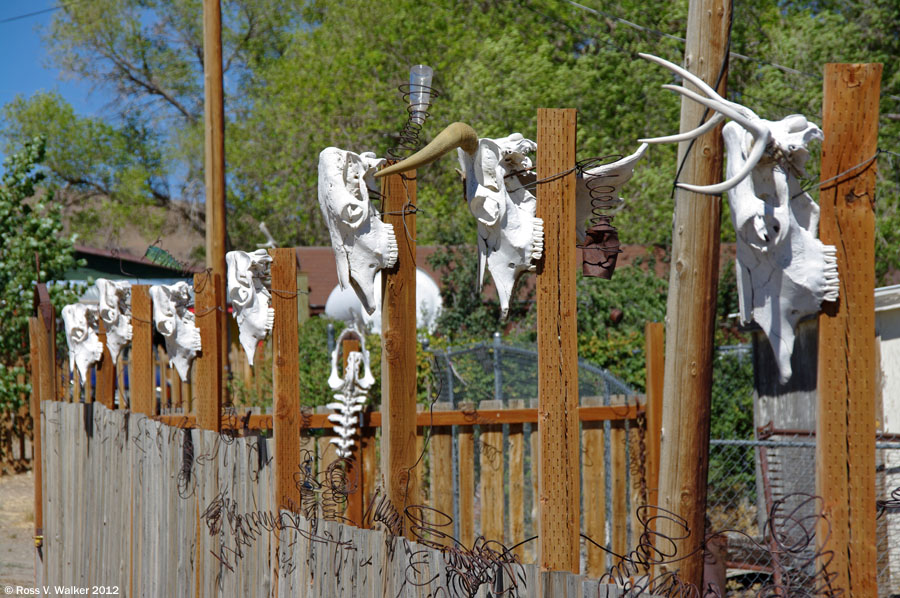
(104, 318, 133, 366)
(167, 317, 202, 383)
(481, 216, 544, 319)
(227, 249, 274, 366)
(343, 220, 398, 315)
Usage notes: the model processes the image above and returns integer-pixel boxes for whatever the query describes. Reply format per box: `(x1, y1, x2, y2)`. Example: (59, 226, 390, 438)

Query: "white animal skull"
(377, 123, 544, 318)
(326, 327, 375, 458)
(641, 53, 838, 383)
(226, 249, 274, 366)
(95, 279, 132, 365)
(574, 144, 648, 243)
(61, 303, 104, 382)
(318, 147, 398, 316)
(149, 281, 202, 383)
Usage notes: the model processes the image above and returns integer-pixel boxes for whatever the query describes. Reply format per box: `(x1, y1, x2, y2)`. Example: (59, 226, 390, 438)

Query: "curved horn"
(639, 112, 725, 144)
(375, 122, 478, 178)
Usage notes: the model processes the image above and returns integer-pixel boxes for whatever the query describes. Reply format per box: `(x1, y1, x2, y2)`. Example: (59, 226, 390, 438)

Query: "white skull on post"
(318, 147, 398, 316)
(376, 123, 544, 318)
(226, 249, 274, 366)
(61, 303, 104, 383)
(149, 281, 201, 382)
(641, 53, 838, 383)
(96, 278, 133, 365)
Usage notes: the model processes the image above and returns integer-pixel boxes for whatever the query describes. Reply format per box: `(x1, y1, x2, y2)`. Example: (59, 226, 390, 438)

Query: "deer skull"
(641, 53, 838, 382)
(226, 249, 274, 366)
(61, 303, 103, 382)
(149, 281, 201, 382)
(318, 147, 398, 315)
(377, 123, 543, 318)
(96, 279, 132, 365)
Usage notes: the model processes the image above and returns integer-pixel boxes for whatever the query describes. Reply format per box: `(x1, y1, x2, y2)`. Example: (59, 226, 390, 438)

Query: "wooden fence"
(39, 400, 661, 597)
(26, 247, 666, 596)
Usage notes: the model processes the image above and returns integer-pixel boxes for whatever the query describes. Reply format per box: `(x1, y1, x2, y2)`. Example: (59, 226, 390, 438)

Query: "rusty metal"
(582, 214, 622, 278)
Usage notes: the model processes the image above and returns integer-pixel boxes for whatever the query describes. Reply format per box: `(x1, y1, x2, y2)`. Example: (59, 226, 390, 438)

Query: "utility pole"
(202, 0, 229, 386)
(816, 62, 881, 598)
(656, 0, 730, 589)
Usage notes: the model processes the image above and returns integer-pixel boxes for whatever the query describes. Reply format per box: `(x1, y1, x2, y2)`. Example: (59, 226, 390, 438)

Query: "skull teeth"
(821, 245, 839, 301)
(384, 223, 399, 269)
(531, 218, 545, 262)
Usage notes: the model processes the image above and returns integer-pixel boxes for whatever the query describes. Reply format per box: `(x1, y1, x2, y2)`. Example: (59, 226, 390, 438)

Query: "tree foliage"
(0, 138, 82, 411)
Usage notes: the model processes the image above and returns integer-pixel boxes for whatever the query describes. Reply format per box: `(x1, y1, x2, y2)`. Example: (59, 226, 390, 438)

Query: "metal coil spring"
(386, 83, 441, 160)
(576, 154, 626, 223)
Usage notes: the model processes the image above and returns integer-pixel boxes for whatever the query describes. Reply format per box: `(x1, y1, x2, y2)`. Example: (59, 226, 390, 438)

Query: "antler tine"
(639, 53, 723, 101)
(638, 112, 725, 144)
(665, 85, 771, 195)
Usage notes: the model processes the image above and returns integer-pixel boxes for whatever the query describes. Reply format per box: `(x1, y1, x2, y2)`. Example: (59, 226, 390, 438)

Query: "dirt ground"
(0, 471, 35, 588)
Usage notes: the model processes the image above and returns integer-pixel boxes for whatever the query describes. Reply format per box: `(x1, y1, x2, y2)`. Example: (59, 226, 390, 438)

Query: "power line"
(563, 0, 820, 79)
(0, 0, 82, 25)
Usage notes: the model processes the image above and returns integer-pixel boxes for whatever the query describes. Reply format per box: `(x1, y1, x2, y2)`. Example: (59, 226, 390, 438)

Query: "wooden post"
(28, 318, 45, 552)
(341, 336, 366, 526)
(508, 399, 526, 560)
(458, 401, 475, 548)
(536, 108, 580, 574)
(816, 62, 881, 598)
(429, 402, 454, 545)
(582, 395, 606, 578)
(480, 399, 504, 542)
(380, 167, 419, 526)
(194, 273, 224, 431)
(95, 322, 116, 409)
(270, 249, 302, 512)
(202, 0, 229, 382)
(644, 322, 664, 510)
(130, 286, 154, 416)
(657, 0, 730, 586)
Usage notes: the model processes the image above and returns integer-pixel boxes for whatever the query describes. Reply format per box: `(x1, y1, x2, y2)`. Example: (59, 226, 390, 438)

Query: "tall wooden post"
(816, 62, 881, 598)
(380, 168, 419, 526)
(202, 0, 228, 380)
(194, 273, 224, 431)
(536, 108, 580, 575)
(270, 249, 302, 512)
(644, 322, 664, 511)
(656, 0, 730, 587)
(130, 286, 154, 416)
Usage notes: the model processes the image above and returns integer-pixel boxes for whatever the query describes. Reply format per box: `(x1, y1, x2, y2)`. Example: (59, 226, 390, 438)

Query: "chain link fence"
(708, 435, 900, 596)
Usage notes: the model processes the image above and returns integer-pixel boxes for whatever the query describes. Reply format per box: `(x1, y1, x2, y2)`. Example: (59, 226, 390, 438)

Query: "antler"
(638, 53, 772, 195)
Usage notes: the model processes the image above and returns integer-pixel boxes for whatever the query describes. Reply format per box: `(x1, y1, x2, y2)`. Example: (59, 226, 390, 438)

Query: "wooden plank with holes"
(380, 165, 419, 526)
(194, 273, 223, 430)
(270, 248, 302, 513)
(536, 107, 580, 573)
(480, 399, 504, 543)
(582, 395, 606, 578)
(131, 286, 154, 416)
(816, 62, 882, 598)
(28, 318, 44, 554)
(458, 401, 475, 548)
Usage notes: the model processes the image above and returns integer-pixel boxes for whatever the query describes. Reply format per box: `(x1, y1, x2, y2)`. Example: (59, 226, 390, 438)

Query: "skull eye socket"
(470, 190, 502, 226)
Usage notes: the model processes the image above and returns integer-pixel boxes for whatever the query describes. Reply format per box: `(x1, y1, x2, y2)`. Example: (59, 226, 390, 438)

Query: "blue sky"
(1, 1, 111, 161)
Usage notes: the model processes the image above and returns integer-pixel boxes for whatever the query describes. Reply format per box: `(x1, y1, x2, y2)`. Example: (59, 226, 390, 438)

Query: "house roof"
(65, 244, 203, 281)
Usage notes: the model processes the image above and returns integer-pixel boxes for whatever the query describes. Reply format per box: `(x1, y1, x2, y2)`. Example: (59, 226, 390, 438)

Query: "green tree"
(0, 138, 82, 411)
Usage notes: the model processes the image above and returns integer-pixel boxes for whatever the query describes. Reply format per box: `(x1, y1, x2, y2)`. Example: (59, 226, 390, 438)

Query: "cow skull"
(226, 249, 274, 366)
(641, 53, 838, 382)
(318, 147, 398, 315)
(377, 123, 543, 318)
(149, 281, 201, 382)
(96, 278, 132, 365)
(61, 303, 104, 382)
(575, 144, 648, 243)
(326, 327, 375, 458)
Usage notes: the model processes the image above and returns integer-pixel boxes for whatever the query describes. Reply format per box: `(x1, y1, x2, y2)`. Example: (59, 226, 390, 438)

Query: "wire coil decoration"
(576, 155, 625, 279)
(386, 82, 441, 160)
